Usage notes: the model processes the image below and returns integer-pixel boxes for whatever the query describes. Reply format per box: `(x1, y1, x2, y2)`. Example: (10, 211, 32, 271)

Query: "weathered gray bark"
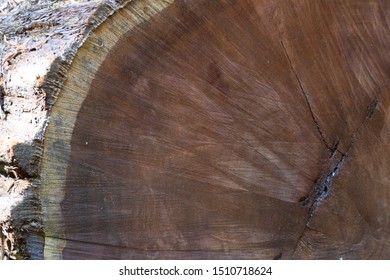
(0, 0, 129, 259)
(1, 0, 390, 260)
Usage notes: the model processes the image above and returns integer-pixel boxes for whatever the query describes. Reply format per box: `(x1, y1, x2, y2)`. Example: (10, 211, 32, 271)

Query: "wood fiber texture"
(0, 0, 130, 259)
(39, 0, 390, 259)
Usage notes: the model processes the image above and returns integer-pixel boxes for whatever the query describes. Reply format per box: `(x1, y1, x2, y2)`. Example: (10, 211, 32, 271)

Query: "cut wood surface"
(0, 0, 130, 259)
(1, 0, 390, 259)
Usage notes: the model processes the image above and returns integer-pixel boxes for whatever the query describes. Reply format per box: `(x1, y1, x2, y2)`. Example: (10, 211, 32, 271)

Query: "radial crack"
(280, 40, 331, 151)
(292, 152, 347, 257)
(306, 153, 347, 225)
(292, 86, 384, 257)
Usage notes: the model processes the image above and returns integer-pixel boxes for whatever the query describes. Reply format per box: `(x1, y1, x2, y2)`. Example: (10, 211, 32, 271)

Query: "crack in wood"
(292, 84, 386, 257)
(277, 26, 388, 256)
(306, 153, 347, 225)
(279, 39, 332, 152)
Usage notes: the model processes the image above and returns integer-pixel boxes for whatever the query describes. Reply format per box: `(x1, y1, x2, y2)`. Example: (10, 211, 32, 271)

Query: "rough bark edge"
(42, 0, 136, 109)
(0, 0, 132, 259)
(40, 0, 175, 259)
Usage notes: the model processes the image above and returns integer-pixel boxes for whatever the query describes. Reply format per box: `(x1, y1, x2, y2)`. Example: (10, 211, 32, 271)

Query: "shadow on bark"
(8, 142, 44, 259)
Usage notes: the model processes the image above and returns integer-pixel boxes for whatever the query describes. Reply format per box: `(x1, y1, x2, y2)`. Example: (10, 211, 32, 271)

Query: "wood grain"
(40, 0, 390, 259)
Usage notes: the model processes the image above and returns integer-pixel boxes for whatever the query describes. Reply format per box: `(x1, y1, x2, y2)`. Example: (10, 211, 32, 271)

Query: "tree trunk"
(1, 0, 390, 259)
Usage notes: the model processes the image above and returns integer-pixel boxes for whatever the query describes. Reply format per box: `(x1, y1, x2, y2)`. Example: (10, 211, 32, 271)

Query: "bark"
(1, 0, 390, 259)
(0, 0, 130, 259)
